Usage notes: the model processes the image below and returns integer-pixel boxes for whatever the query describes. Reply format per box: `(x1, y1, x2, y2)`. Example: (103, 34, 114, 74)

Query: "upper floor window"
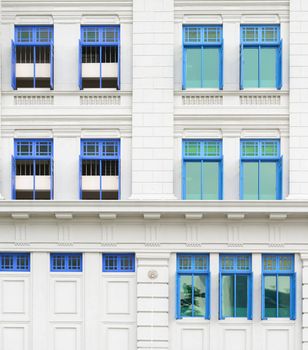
(219, 254, 252, 319)
(176, 254, 210, 319)
(183, 140, 223, 200)
(262, 254, 296, 320)
(79, 26, 120, 89)
(12, 26, 54, 89)
(12, 139, 53, 200)
(0, 253, 30, 272)
(183, 25, 223, 90)
(50, 253, 82, 272)
(240, 139, 282, 200)
(103, 253, 135, 272)
(80, 139, 120, 200)
(240, 25, 282, 89)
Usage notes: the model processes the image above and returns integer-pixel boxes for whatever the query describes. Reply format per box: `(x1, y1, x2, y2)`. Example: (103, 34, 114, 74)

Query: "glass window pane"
(242, 162, 259, 199)
(194, 275, 206, 316)
(243, 48, 258, 88)
(185, 162, 202, 199)
(180, 275, 193, 317)
(185, 141, 201, 157)
(236, 275, 248, 317)
(204, 48, 219, 88)
(259, 162, 277, 200)
(278, 275, 291, 317)
(222, 275, 234, 317)
(265, 275, 277, 318)
(203, 162, 219, 199)
(186, 48, 202, 88)
(260, 48, 276, 88)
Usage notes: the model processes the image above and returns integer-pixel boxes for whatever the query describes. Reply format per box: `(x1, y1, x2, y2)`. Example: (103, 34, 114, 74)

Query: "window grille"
(50, 253, 82, 272)
(0, 253, 30, 272)
(103, 254, 135, 272)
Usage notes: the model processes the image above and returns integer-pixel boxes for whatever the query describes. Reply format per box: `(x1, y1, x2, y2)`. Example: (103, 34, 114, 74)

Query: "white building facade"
(1, 0, 308, 349)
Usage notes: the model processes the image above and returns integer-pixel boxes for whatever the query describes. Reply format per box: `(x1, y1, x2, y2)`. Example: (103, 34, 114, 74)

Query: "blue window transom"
(15, 139, 53, 158)
(0, 253, 30, 272)
(81, 140, 120, 158)
(81, 26, 120, 44)
(103, 254, 135, 272)
(241, 140, 280, 159)
(50, 253, 83, 272)
(15, 26, 53, 44)
(241, 25, 279, 44)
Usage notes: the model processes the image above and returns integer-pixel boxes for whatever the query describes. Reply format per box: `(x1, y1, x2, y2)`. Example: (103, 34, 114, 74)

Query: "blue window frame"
(50, 253, 83, 272)
(182, 140, 223, 200)
(103, 253, 135, 272)
(79, 26, 120, 89)
(0, 253, 30, 272)
(12, 26, 54, 89)
(176, 254, 210, 319)
(219, 254, 252, 319)
(240, 139, 282, 200)
(183, 25, 223, 90)
(240, 25, 282, 89)
(80, 139, 120, 200)
(262, 254, 296, 320)
(12, 139, 54, 200)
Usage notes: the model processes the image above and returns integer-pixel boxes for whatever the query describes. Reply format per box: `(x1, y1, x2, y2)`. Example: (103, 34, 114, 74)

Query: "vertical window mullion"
(99, 159, 102, 200)
(99, 46, 102, 88)
(201, 160, 204, 200)
(33, 159, 36, 200)
(191, 274, 195, 317)
(258, 45, 261, 88)
(201, 46, 204, 88)
(234, 274, 237, 317)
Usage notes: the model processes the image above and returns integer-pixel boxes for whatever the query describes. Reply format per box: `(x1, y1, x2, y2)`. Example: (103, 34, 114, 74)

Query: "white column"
(136, 253, 170, 350)
(32, 252, 49, 350)
(131, 0, 175, 199)
(302, 255, 308, 350)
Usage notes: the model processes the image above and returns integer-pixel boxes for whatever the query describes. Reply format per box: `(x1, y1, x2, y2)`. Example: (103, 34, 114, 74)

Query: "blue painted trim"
(182, 25, 223, 90)
(50, 253, 83, 272)
(102, 253, 135, 272)
(240, 25, 281, 89)
(0, 253, 30, 272)
(176, 254, 210, 319)
(261, 254, 295, 320)
(78, 39, 82, 90)
(219, 254, 252, 319)
(11, 40, 16, 90)
(15, 26, 53, 44)
(50, 43, 54, 90)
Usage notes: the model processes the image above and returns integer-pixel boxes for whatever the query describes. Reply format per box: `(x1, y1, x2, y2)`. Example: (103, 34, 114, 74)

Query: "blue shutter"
(207, 272, 211, 319)
(220, 157, 224, 200)
(277, 39, 283, 90)
(219, 39, 224, 90)
(117, 44, 121, 90)
(50, 43, 54, 90)
(11, 40, 16, 90)
(11, 156, 16, 199)
(239, 160, 243, 200)
(248, 273, 253, 320)
(261, 274, 266, 320)
(219, 272, 223, 319)
(277, 156, 283, 200)
(50, 157, 54, 199)
(240, 44, 244, 90)
(182, 47, 186, 90)
(79, 155, 82, 199)
(290, 272, 296, 320)
(78, 40, 82, 90)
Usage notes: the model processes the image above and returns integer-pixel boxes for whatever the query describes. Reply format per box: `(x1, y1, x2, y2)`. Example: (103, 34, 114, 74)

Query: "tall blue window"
(176, 254, 210, 319)
(12, 139, 54, 200)
(0, 253, 30, 272)
(50, 253, 82, 272)
(79, 26, 120, 89)
(80, 139, 120, 200)
(262, 254, 296, 320)
(183, 26, 223, 89)
(183, 140, 223, 200)
(103, 254, 135, 272)
(219, 254, 252, 319)
(240, 25, 282, 89)
(12, 26, 54, 89)
(240, 139, 282, 200)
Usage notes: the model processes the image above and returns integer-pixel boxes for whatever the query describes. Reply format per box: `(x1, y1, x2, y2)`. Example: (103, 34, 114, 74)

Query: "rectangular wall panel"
(2, 280, 25, 314)
(2, 326, 26, 350)
(54, 327, 78, 350)
(181, 328, 205, 350)
(223, 329, 247, 350)
(265, 329, 290, 350)
(106, 327, 129, 350)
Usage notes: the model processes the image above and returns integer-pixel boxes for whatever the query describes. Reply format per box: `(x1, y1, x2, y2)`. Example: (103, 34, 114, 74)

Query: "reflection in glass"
(278, 275, 290, 317)
(180, 275, 193, 316)
(222, 275, 234, 317)
(236, 275, 248, 317)
(265, 275, 277, 317)
(194, 275, 206, 316)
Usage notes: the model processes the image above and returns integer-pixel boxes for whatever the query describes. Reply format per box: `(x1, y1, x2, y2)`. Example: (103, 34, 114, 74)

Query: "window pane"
(186, 48, 202, 88)
(242, 162, 259, 199)
(203, 162, 219, 199)
(222, 275, 234, 317)
(204, 48, 219, 88)
(265, 275, 277, 318)
(194, 275, 206, 316)
(236, 275, 248, 317)
(180, 275, 193, 317)
(243, 48, 258, 88)
(278, 275, 291, 317)
(260, 48, 276, 88)
(185, 162, 201, 199)
(259, 162, 276, 200)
